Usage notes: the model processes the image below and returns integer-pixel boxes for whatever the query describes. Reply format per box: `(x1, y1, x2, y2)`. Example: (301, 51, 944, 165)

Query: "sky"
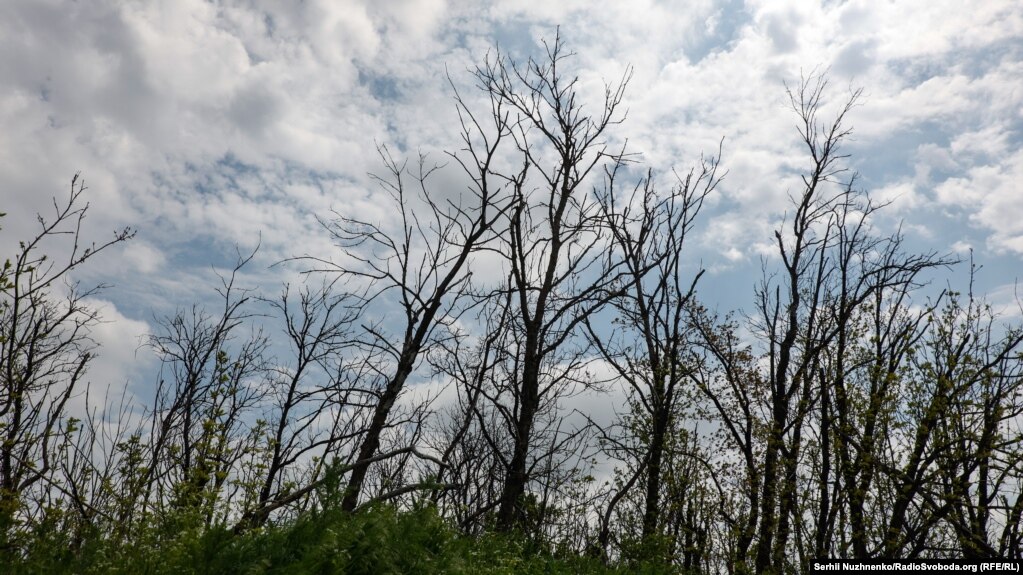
(2, 0, 1022, 401)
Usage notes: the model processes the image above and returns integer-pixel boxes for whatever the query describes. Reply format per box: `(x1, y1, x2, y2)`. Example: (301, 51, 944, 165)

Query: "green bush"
(9, 504, 639, 574)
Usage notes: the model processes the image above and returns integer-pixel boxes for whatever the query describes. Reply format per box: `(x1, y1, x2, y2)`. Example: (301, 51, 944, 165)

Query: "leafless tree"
(462, 29, 634, 531)
(141, 251, 269, 526)
(231, 282, 364, 529)
(584, 156, 719, 561)
(303, 128, 511, 511)
(0, 174, 133, 555)
(423, 290, 511, 532)
(687, 74, 953, 573)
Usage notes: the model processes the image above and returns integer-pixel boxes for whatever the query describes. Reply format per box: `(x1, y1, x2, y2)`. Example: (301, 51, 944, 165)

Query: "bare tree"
(424, 290, 512, 532)
(304, 132, 510, 511)
(0, 175, 133, 555)
(461, 30, 634, 532)
(584, 156, 719, 561)
(232, 282, 363, 529)
(141, 251, 269, 526)
(685, 74, 954, 573)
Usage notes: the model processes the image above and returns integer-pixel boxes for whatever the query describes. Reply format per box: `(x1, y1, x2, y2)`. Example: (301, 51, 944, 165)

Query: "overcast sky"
(2, 0, 1022, 398)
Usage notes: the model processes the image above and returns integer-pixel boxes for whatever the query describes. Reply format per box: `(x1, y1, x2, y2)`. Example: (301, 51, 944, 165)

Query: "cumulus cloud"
(61, 298, 155, 417)
(935, 148, 1023, 253)
(3, 1, 1022, 504)
(2, 0, 1021, 403)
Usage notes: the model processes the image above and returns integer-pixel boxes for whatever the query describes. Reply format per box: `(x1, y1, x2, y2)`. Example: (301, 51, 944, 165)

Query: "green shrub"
(10, 503, 639, 574)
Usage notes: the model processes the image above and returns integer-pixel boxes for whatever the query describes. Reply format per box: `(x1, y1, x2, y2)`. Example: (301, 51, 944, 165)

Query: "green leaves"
(9, 503, 631, 575)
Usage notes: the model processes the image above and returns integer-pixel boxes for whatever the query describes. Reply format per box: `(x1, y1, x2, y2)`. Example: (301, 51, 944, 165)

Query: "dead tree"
(585, 155, 720, 560)
(142, 251, 269, 526)
(304, 130, 510, 511)
(235, 282, 363, 528)
(687, 74, 952, 573)
(464, 30, 634, 532)
(0, 175, 133, 555)
(424, 289, 512, 532)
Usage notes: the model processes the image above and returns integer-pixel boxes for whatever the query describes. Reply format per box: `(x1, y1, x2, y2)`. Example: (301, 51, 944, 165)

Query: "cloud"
(935, 148, 1023, 254)
(63, 298, 155, 417)
(122, 240, 167, 274)
(2, 0, 1022, 414)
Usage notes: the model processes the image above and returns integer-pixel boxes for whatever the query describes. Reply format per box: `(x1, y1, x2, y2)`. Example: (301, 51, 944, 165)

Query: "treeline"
(3, 34, 1023, 574)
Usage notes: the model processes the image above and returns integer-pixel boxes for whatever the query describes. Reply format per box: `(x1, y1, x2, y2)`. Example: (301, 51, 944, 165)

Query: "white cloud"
(935, 149, 1023, 254)
(62, 298, 155, 417)
(122, 240, 167, 274)
(2, 0, 1022, 429)
(950, 240, 972, 254)
(873, 181, 921, 212)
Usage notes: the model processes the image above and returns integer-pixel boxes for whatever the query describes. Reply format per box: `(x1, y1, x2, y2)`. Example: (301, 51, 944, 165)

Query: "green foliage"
(8, 503, 638, 575)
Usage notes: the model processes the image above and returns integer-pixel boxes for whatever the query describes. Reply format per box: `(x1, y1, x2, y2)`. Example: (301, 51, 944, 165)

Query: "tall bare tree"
(585, 157, 720, 561)
(687, 74, 953, 573)
(461, 30, 634, 531)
